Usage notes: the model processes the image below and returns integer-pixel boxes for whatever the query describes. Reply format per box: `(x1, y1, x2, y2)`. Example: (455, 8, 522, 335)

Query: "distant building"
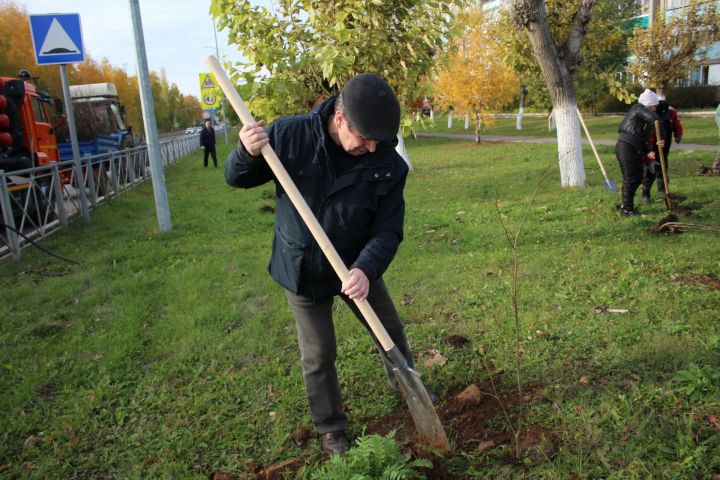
(635, 0, 720, 85)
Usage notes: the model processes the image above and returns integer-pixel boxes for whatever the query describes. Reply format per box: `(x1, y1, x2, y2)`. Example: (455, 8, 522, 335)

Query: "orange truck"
(0, 71, 62, 225)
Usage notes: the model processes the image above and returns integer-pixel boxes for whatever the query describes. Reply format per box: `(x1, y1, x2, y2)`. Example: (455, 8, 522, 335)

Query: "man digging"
(225, 73, 436, 455)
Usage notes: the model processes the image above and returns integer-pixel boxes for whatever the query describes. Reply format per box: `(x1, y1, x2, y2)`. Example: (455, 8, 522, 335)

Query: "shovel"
(654, 121, 672, 211)
(206, 55, 451, 452)
(576, 108, 618, 192)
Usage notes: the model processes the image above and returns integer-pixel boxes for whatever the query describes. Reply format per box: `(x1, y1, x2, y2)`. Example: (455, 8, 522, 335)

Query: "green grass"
(1, 138, 719, 478)
(425, 112, 720, 145)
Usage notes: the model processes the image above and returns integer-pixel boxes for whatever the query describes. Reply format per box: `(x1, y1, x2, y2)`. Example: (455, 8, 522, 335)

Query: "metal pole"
(50, 163, 68, 227)
(0, 170, 20, 259)
(59, 64, 90, 223)
(213, 19, 229, 145)
(129, 0, 172, 232)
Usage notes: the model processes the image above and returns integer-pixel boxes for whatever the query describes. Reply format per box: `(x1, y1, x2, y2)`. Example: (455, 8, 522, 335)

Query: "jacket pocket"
(269, 226, 305, 293)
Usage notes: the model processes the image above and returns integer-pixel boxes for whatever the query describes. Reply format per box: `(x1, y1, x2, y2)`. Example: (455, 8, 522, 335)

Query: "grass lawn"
(1, 137, 719, 479)
(426, 112, 720, 145)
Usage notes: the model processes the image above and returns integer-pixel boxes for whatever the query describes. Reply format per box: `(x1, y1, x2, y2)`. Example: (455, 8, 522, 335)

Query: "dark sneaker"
(641, 190, 650, 204)
(620, 207, 639, 217)
(322, 430, 349, 455)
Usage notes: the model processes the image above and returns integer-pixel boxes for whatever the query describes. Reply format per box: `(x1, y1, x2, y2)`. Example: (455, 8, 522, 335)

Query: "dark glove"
(675, 136, 682, 144)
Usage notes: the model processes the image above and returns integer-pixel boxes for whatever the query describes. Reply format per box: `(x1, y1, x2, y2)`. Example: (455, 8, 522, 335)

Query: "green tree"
(628, 1, 720, 98)
(501, 0, 637, 112)
(509, 0, 598, 188)
(211, 0, 466, 121)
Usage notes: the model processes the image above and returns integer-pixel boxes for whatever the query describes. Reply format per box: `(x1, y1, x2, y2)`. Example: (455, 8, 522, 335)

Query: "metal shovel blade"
(386, 347, 450, 451)
(604, 178, 618, 193)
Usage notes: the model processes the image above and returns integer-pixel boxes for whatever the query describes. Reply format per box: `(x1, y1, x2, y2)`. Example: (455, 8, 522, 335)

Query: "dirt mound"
(651, 213, 681, 234)
(697, 165, 719, 176)
(673, 274, 720, 291)
(364, 375, 558, 479)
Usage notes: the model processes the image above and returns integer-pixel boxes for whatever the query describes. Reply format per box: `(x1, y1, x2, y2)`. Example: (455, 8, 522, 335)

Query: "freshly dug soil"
(364, 374, 558, 479)
(673, 274, 720, 291)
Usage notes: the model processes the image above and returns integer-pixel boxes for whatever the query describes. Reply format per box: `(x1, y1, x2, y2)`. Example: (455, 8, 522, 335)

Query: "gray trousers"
(284, 277, 413, 434)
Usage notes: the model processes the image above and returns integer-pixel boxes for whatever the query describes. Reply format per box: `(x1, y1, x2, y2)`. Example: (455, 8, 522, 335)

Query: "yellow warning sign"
(199, 72, 220, 108)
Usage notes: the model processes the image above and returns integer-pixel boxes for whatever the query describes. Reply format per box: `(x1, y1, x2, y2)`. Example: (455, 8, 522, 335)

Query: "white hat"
(638, 89, 659, 107)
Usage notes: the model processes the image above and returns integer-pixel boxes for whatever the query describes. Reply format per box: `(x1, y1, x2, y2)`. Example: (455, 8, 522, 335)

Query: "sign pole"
(212, 19, 229, 145)
(129, 0, 172, 232)
(59, 63, 90, 223)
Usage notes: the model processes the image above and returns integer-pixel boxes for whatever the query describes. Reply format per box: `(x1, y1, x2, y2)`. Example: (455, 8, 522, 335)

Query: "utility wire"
(0, 223, 81, 265)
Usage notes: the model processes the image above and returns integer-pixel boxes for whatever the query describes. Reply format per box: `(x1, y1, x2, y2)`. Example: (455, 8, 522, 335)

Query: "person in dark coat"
(641, 99, 683, 203)
(200, 118, 217, 167)
(615, 89, 664, 216)
(225, 73, 427, 455)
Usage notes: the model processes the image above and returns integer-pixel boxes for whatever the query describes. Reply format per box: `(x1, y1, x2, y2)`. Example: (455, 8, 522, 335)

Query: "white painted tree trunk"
(548, 110, 556, 132)
(516, 106, 524, 130)
(553, 103, 585, 187)
(464, 113, 469, 130)
(430, 109, 434, 121)
(447, 113, 453, 128)
(512, 0, 594, 188)
(395, 132, 413, 170)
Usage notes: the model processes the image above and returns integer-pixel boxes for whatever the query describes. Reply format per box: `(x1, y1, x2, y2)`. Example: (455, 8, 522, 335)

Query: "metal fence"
(0, 134, 200, 260)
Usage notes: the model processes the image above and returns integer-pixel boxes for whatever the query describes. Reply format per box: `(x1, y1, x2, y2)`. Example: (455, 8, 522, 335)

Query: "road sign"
(29, 14, 85, 65)
(199, 73, 220, 109)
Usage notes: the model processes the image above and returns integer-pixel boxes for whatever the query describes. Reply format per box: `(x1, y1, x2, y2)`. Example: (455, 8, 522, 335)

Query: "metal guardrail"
(0, 135, 200, 260)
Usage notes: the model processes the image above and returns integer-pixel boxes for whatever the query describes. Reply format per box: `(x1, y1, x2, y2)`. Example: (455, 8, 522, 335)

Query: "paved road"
(415, 132, 719, 152)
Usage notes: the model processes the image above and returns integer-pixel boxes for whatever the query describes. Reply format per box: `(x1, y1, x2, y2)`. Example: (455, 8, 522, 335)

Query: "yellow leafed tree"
(434, 8, 517, 143)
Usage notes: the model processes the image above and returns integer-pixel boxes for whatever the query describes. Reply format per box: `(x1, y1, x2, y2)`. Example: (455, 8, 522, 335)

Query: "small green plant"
(657, 414, 719, 479)
(673, 363, 720, 402)
(305, 432, 431, 480)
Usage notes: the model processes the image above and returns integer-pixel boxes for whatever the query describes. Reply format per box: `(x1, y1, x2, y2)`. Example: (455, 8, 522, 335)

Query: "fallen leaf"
(579, 376, 589, 384)
(708, 415, 720, 430)
(422, 349, 448, 369)
(477, 439, 495, 453)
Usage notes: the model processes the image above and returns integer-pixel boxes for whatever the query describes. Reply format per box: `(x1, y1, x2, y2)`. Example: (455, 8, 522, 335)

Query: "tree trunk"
(474, 112, 481, 144)
(553, 102, 585, 187)
(395, 132, 413, 170)
(527, 35, 585, 185)
(516, 85, 527, 130)
(513, 0, 595, 187)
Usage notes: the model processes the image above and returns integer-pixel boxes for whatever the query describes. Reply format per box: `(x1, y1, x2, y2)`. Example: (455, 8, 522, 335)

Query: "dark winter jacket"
(225, 97, 408, 302)
(646, 101, 683, 158)
(617, 103, 659, 152)
(200, 126, 216, 148)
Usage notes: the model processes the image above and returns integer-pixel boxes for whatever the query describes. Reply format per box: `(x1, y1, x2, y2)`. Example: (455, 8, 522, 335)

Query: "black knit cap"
(340, 73, 400, 142)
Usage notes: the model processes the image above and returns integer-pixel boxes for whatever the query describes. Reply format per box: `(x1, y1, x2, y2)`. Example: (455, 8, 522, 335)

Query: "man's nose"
(366, 140, 378, 153)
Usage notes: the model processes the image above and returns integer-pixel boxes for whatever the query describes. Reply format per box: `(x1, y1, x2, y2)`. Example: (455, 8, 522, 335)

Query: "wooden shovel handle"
(206, 55, 396, 352)
(654, 121, 672, 210)
(576, 108, 609, 179)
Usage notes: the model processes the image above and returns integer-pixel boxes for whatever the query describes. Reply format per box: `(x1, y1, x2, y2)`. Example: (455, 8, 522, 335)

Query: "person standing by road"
(225, 73, 429, 455)
(615, 89, 664, 216)
(641, 98, 683, 203)
(200, 118, 217, 167)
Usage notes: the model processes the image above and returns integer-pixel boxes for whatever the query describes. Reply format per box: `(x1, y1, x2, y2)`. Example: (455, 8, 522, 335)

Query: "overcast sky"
(22, 0, 269, 98)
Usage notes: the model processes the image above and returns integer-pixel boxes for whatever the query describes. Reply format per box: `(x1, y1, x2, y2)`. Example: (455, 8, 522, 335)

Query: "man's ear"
(333, 110, 342, 127)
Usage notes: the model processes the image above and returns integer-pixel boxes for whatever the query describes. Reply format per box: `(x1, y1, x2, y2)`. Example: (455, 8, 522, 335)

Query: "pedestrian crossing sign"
(199, 73, 220, 109)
